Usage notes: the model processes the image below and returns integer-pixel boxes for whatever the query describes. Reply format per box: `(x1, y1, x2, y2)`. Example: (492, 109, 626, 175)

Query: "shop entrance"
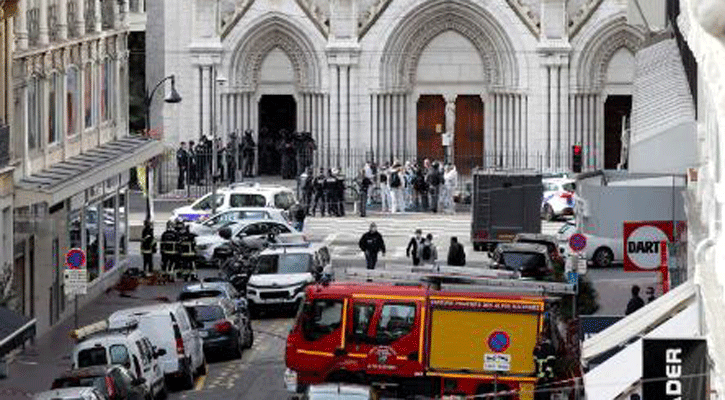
(258, 95, 296, 176)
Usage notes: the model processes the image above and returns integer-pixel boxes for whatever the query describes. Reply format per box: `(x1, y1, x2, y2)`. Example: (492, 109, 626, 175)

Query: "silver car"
(187, 207, 289, 236)
(34, 387, 108, 400)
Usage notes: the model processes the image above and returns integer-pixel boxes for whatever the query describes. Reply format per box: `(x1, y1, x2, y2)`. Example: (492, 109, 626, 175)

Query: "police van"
(171, 183, 297, 222)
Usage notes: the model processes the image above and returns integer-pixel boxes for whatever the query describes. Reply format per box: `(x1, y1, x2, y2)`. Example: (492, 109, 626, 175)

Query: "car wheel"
(543, 204, 555, 221)
(180, 365, 195, 390)
(243, 321, 254, 349)
(155, 381, 168, 400)
(231, 334, 243, 359)
(195, 357, 208, 377)
(593, 247, 614, 268)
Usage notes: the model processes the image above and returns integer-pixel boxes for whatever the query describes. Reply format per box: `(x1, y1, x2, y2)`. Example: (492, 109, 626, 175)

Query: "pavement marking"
(194, 374, 207, 391)
(323, 233, 338, 246)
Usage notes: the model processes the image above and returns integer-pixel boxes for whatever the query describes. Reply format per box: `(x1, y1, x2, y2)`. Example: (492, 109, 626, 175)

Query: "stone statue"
(445, 100, 455, 134)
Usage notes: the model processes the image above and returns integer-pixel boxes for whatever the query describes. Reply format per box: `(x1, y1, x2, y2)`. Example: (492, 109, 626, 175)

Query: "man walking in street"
(141, 220, 156, 274)
(406, 229, 424, 266)
(359, 223, 386, 270)
(625, 285, 645, 315)
(426, 162, 443, 213)
(420, 233, 438, 265)
(447, 237, 466, 266)
(176, 142, 188, 190)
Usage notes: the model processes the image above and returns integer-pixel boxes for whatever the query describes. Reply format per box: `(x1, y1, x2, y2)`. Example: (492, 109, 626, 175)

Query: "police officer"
(140, 220, 156, 274)
(242, 130, 256, 177)
(533, 334, 556, 400)
(334, 169, 346, 217)
(311, 168, 326, 217)
(177, 225, 198, 282)
(159, 221, 179, 277)
(324, 169, 338, 217)
(301, 167, 314, 214)
(176, 142, 188, 190)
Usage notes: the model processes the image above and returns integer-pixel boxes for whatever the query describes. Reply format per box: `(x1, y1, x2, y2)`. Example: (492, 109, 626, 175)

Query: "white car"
(34, 387, 107, 400)
(195, 219, 305, 265)
(187, 207, 289, 236)
(107, 303, 206, 390)
(556, 221, 576, 256)
(541, 178, 576, 221)
(171, 183, 297, 222)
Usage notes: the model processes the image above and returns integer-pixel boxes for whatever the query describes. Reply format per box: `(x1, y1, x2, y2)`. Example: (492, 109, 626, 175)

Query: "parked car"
(107, 304, 206, 390)
(182, 298, 253, 359)
(541, 178, 576, 221)
(187, 207, 289, 235)
(178, 281, 248, 310)
(171, 183, 297, 222)
(70, 323, 165, 398)
(34, 387, 108, 400)
(491, 243, 553, 280)
(246, 243, 331, 314)
(513, 233, 563, 265)
(51, 365, 148, 400)
(195, 219, 305, 266)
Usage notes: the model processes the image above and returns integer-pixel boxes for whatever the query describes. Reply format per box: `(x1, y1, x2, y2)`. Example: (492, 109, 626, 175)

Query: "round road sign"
(487, 331, 511, 353)
(625, 225, 668, 270)
(66, 248, 86, 269)
(569, 233, 587, 252)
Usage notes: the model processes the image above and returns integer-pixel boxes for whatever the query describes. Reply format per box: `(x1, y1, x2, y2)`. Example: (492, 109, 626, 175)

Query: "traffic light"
(572, 145, 582, 173)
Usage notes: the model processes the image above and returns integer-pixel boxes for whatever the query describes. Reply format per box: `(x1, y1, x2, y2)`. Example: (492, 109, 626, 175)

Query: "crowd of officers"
(140, 219, 198, 281)
(299, 167, 347, 217)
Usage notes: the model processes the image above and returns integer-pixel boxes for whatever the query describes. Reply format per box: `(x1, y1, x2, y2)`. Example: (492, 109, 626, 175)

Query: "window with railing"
(48, 1, 59, 42)
(67, 0, 78, 38)
(85, 0, 95, 33)
(27, 0, 40, 46)
(101, 0, 114, 30)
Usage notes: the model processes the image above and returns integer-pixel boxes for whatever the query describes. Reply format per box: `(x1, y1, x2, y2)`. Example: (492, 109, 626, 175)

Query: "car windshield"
(178, 290, 224, 301)
(501, 252, 545, 270)
(77, 348, 108, 368)
(230, 194, 266, 207)
(257, 254, 312, 274)
(562, 182, 576, 192)
(53, 376, 105, 392)
(187, 305, 225, 322)
(517, 240, 556, 255)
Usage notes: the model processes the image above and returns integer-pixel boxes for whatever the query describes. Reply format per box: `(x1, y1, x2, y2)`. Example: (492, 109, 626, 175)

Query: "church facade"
(149, 0, 646, 175)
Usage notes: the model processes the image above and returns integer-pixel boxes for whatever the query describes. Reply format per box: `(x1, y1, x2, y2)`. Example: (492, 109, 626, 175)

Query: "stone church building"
(149, 0, 646, 175)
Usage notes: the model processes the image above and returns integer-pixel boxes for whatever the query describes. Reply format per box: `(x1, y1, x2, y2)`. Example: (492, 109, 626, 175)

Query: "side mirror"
(219, 227, 233, 240)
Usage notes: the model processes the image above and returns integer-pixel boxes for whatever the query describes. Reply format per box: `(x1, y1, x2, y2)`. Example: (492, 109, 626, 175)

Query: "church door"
(454, 95, 484, 174)
(416, 95, 445, 165)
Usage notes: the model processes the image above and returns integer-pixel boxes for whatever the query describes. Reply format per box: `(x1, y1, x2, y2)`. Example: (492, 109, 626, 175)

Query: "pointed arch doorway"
(258, 95, 297, 175)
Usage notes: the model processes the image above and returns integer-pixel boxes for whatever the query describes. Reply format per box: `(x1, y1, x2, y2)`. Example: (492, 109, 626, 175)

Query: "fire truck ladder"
(339, 267, 576, 296)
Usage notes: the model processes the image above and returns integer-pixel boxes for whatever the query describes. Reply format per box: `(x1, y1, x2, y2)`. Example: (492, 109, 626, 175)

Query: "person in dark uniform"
(359, 223, 386, 270)
(195, 139, 207, 184)
(324, 169, 338, 217)
(176, 142, 188, 190)
(140, 220, 156, 274)
(159, 221, 179, 275)
(187, 141, 197, 185)
(311, 168, 326, 217)
(359, 166, 372, 217)
(625, 285, 645, 315)
(215, 138, 225, 182)
(334, 169, 346, 217)
(302, 167, 314, 214)
(242, 130, 256, 177)
(177, 225, 197, 282)
(533, 335, 556, 400)
(226, 132, 237, 184)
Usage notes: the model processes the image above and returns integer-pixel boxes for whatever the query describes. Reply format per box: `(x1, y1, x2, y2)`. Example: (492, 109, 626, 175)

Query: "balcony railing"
(0, 123, 10, 168)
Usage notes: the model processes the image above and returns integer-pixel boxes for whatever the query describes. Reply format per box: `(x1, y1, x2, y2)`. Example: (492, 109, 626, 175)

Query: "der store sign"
(642, 338, 708, 400)
(623, 221, 674, 272)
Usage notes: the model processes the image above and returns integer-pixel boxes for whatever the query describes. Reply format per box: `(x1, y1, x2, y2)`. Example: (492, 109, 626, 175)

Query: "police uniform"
(311, 171, 326, 217)
(159, 223, 179, 275)
(324, 173, 338, 217)
(140, 224, 156, 273)
(334, 173, 345, 217)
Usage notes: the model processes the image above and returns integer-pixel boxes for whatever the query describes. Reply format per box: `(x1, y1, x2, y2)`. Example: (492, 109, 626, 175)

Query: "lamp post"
(144, 75, 182, 221)
(211, 72, 227, 216)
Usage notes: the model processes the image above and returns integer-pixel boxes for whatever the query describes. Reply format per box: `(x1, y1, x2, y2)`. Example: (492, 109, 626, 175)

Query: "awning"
(0, 307, 36, 358)
(15, 136, 164, 206)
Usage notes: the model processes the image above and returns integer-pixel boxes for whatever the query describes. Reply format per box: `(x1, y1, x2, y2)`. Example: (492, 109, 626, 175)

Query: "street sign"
(487, 331, 511, 353)
(484, 353, 511, 372)
(66, 248, 86, 269)
(566, 271, 578, 285)
(64, 268, 87, 295)
(623, 221, 673, 271)
(569, 233, 587, 252)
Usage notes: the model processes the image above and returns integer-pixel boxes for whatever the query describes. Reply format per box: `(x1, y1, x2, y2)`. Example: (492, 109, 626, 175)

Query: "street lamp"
(211, 72, 227, 216)
(144, 75, 182, 221)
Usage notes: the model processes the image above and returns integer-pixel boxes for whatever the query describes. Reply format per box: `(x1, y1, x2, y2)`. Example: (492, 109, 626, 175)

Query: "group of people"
(140, 219, 198, 281)
(358, 158, 458, 216)
(300, 167, 347, 217)
(358, 225, 467, 270)
(259, 129, 317, 179)
(175, 131, 258, 190)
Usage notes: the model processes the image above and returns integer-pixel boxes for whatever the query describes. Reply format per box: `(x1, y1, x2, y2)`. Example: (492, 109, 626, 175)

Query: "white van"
(107, 303, 206, 390)
(71, 323, 166, 398)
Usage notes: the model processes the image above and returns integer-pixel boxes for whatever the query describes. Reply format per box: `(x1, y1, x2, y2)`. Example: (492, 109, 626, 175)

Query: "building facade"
(150, 0, 647, 177)
(10, 0, 162, 336)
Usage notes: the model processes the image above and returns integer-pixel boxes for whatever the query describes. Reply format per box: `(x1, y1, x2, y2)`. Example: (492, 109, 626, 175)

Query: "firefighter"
(140, 220, 156, 274)
(159, 221, 179, 277)
(324, 169, 338, 217)
(311, 168, 326, 217)
(533, 334, 556, 400)
(177, 224, 198, 282)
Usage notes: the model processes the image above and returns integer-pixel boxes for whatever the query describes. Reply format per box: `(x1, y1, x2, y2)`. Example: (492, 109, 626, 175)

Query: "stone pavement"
(0, 253, 189, 399)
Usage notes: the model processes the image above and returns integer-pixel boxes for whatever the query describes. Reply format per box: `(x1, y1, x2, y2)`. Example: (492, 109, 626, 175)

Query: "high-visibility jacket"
(160, 230, 179, 256)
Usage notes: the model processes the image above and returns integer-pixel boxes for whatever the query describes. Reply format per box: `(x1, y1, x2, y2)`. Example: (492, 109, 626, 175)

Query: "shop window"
(376, 303, 416, 343)
(301, 299, 343, 341)
(85, 203, 101, 281)
(102, 194, 117, 271)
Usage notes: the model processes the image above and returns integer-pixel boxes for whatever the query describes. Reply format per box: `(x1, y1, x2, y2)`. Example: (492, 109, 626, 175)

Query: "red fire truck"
(285, 270, 576, 399)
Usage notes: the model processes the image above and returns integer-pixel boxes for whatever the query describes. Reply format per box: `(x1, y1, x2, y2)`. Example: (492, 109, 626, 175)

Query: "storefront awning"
(0, 307, 36, 358)
(15, 136, 164, 207)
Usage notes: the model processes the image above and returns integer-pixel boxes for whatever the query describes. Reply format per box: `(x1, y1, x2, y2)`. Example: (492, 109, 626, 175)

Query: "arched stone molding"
(379, 0, 520, 91)
(226, 14, 322, 93)
(575, 16, 646, 92)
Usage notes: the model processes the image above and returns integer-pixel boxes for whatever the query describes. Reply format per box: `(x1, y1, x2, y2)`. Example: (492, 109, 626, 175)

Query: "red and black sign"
(642, 338, 708, 400)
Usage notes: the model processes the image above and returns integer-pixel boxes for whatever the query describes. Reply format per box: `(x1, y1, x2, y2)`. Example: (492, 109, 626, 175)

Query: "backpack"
(421, 243, 432, 260)
(390, 172, 401, 188)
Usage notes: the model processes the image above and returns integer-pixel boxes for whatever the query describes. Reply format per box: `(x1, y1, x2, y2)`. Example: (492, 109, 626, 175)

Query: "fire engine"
(285, 268, 577, 399)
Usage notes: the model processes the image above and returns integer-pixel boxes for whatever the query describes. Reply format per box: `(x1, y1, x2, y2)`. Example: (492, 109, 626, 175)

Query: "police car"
(171, 183, 297, 222)
(541, 178, 576, 221)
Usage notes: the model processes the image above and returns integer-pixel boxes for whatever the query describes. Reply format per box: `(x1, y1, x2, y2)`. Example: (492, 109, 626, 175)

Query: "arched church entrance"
(258, 95, 297, 175)
(454, 95, 484, 174)
(416, 95, 445, 164)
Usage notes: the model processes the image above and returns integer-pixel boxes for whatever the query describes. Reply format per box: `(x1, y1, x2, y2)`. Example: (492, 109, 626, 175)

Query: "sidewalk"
(0, 254, 188, 399)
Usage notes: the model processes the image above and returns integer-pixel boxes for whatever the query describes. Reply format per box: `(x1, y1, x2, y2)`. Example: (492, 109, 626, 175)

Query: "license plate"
(199, 331, 209, 338)
(284, 369, 298, 393)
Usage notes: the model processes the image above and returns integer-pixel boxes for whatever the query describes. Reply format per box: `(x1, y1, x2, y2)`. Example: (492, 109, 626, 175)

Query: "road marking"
(194, 374, 206, 391)
(323, 233, 338, 246)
